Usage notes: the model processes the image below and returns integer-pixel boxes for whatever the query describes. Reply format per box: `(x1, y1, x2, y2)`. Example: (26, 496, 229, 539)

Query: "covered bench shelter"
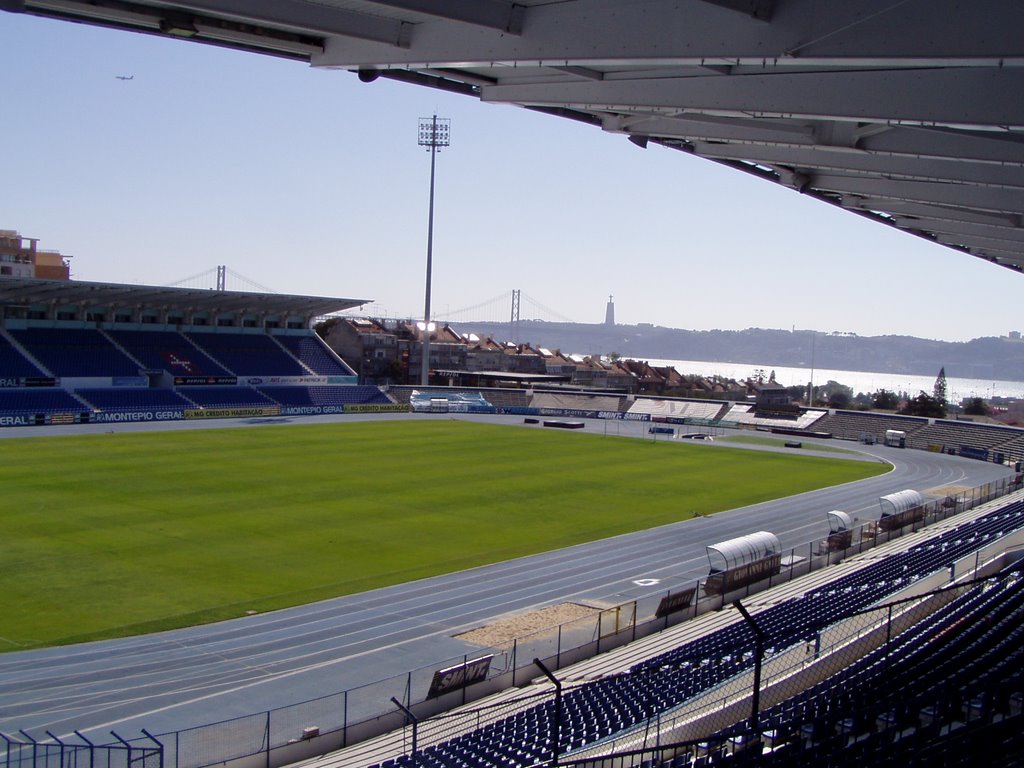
(704, 531, 782, 595)
(878, 489, 926, 531)
(826, 510, 854, 551)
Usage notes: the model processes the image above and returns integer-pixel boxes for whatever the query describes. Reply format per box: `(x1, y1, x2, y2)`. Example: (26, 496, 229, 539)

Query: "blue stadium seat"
(106, 329, 230, 376)
(0, 333, 47, 377)
(257, 385, 391, 407)
(0, 387, 87, 414)
(272, 333, 355, 376)
(9, 327, 139, 377)
(176, 386, 277, 409)
(76, 388, 192, 411)
(185, 331, 306, 376)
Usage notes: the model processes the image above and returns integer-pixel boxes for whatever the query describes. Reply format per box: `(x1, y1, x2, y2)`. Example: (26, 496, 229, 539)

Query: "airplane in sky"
(115, 74, 134, 80)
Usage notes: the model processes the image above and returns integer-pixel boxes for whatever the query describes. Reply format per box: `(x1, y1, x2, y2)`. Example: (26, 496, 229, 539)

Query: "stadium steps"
(289, 491, 1024, 768)
(173, 329, 235, 375)
(97, 327, 148, 372)
(268, 333, 316, 376)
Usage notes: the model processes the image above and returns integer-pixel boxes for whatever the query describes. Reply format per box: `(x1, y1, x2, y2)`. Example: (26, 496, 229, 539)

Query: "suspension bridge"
(167, 269, 579, 326)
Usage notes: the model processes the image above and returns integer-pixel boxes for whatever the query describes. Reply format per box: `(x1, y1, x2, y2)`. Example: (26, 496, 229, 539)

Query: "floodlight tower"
(417, 115, 450, 386)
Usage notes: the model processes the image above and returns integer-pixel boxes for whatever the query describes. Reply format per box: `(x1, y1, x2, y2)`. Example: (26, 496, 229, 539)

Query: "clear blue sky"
(2, 12, 1021, 343)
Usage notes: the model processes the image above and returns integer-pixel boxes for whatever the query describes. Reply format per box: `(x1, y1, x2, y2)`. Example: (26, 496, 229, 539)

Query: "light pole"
(808, 331, 816, 406)
(417, 115, 450, 386)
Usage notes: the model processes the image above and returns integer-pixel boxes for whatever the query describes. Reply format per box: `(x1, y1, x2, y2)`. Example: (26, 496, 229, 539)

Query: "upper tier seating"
(8, 327, 139, 377)
(272, 333, 355, 376)
(0, 333, 46, 378)
(184, 331, 306, 376)
(105, 329, 230, 377)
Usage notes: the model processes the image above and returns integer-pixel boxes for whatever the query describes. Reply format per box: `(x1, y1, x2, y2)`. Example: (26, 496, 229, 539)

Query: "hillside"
(449, 321, 1024, 382)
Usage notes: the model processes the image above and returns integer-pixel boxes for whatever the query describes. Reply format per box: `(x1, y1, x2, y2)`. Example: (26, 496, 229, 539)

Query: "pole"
(391, 697, 419, 764)
(808, 331, 816, 406)
(733, 600, 765, 736)
(534, 659, 562, 767)
(421, 114, 438, 386)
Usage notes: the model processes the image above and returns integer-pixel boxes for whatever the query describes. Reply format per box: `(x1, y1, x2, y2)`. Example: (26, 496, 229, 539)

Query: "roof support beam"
(854, 199, 1023, 229)
(483, 69, 1024, 130)
(690, 142, 1024, 190)
(313, 0, 1024, 69)
(891, 217, 1024, 245)
(28, 0, 408, 47)
(607, 116, 1024, 169)
(698, 0, 774, 22)
(365, 1, 525, 35)
(815, 175, 1024, 216)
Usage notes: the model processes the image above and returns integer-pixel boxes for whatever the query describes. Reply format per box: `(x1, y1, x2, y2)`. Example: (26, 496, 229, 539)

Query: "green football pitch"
(0, 420, 887, 650)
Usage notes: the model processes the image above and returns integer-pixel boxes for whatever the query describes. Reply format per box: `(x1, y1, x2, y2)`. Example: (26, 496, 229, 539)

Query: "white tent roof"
(827, 510, 853, 533)
(706, 530, 781, 574)
(879, 490, 925, 517)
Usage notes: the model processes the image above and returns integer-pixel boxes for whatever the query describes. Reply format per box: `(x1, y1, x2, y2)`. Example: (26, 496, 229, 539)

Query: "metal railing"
(1, 730, 162, 768)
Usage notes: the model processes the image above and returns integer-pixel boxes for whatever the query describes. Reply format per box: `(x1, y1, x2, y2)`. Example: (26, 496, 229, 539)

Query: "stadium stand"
(257, 385, 392, 407)
(272, 333, 356, 376)
(804, 411, 1024, 463)
(0, 324, 399, 422)
(720, 404, 827, 431)
(105, 329, 231, 376)
(184, 330, 307, 376)
(627, 398, 730, 422)
(806, 411, 928, 443)
(908, 419, 1024, 461)
(7, 327, 140, 377)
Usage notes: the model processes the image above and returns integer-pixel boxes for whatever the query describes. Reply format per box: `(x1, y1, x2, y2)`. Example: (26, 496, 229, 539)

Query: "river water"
(637, 358, 1024, 403)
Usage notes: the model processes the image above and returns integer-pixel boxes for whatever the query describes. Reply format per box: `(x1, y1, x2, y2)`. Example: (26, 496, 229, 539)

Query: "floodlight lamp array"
(418, 117, 451, 148)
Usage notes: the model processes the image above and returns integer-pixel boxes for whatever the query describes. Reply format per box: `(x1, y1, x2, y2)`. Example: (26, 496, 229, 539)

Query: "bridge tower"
(510, 289, 521, 342)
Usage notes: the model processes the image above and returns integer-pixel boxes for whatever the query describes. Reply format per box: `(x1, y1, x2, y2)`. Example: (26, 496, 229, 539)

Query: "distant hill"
(448, 321, 1024, 382)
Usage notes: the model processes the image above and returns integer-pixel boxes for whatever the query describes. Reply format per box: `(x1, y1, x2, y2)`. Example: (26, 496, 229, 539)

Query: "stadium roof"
(0, 277, 368, 318)
(7, 1, 1024, 274)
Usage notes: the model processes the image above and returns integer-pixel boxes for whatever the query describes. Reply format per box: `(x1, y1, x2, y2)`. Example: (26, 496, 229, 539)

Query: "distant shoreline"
(632, 357, 1024, 402)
